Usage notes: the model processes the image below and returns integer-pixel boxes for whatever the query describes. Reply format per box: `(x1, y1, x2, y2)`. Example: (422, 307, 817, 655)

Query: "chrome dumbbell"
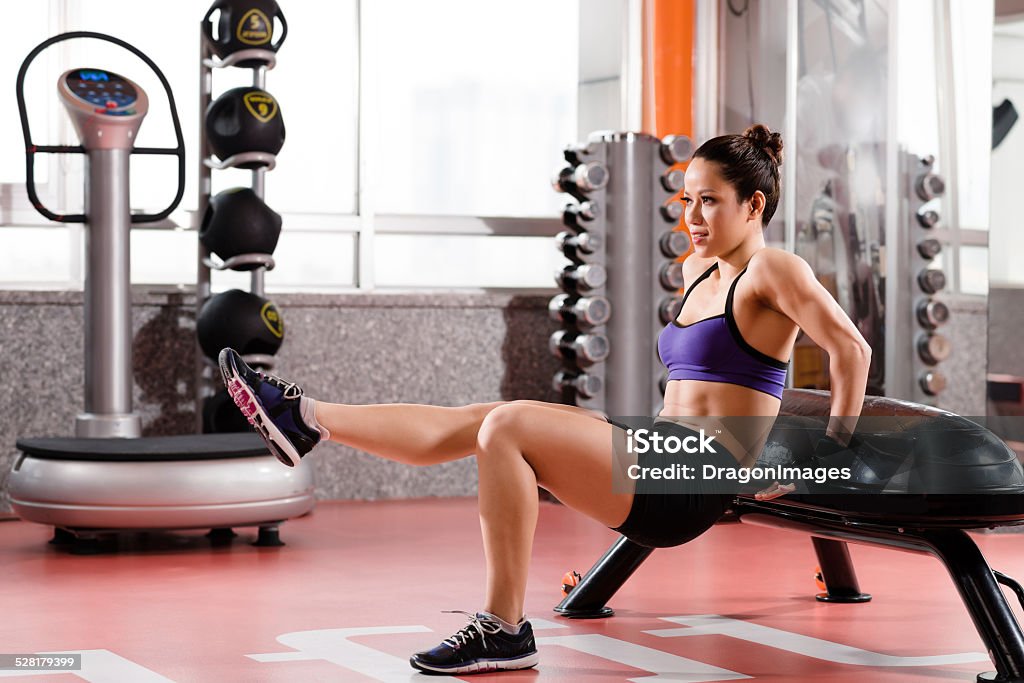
(661, 169, 685, 193)
(658, 297, 684, 325)
(660, 135, 693, 165)
(915, 172, 945, 201)
(562, 200, 599, 231)
(553, 162, 609, 196)
(548, 293, 612, 328)
(660, 201, 684, 223)
(917, 239, 942, 259)
(916, 299, 950, 329)
(659, 231, 690, 258)
(555, 230, 604, 261)
(916, 209, 940, 228)
(917, 332, 951, 365)
(555, 264, 607, 293)
(918, 268, 946, 294)
(658, 261, 685, 290)
(553, 370, 603, 399)
(549, 330, 610, 365)
(563, 142, 595, 165)
(919, 369, 947, 396)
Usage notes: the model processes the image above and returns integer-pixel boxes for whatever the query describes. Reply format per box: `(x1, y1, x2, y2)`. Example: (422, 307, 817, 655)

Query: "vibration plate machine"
(10, 32, 314, 550)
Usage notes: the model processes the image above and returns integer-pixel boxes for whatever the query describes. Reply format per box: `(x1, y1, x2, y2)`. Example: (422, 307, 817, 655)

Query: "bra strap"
(679, 262, 719, 309)
(724, 267, 748, 316)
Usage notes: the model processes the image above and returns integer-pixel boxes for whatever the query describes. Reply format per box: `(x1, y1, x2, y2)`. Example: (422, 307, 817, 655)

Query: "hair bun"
(743, 124, 783, 165)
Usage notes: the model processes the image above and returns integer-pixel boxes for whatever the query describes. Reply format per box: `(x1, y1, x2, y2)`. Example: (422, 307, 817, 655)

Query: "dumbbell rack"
(550, 132, 692, 417)
(888, 151, 951, 404)
(194, 29, 281, 430)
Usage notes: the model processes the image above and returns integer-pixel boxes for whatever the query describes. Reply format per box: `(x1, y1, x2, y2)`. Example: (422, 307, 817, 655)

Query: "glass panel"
(375, 234, 568, 288)
(0, 227, 74, 286)
(132, 228, 356, 290)
(950, 0, 992, 231)
(895, 0, 941, 161)
(64, 0, 359, 216)
(960, 245, 989, 296)
(718, 0, 787, 244)
(130, 229, 199, 285)
(263, 230, 356, 291)
(991, 16, 1024, 286)
(791, 0, 890, 394)
(63, 0, 207, 214)
(1, 5, 51, 184)
(373, 0, 579, 217)
(237, 0, 359, 215)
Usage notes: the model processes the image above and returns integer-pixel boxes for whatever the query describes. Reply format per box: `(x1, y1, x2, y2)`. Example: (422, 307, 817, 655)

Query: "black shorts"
(606, 417, 735, 548)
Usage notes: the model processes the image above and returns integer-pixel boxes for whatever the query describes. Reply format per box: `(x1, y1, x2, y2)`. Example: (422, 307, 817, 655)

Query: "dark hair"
(692, 124, 783, 227)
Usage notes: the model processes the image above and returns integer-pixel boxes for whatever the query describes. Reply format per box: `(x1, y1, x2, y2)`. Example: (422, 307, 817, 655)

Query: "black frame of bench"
(554, 497, 1024, 682)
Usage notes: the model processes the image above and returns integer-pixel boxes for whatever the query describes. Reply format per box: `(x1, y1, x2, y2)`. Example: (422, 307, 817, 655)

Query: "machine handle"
(24, 148, 86, 223)
(15, 31, 186, 226)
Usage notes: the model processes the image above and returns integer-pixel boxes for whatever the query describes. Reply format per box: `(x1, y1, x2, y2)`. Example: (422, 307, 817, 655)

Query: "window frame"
(0, 0, 578, 292)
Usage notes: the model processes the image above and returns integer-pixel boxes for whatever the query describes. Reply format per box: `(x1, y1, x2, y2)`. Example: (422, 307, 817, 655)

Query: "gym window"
(0, 0, 579, 292)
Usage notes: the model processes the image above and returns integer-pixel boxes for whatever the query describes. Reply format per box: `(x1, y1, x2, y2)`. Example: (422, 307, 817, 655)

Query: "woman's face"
(682, 158, 756, 256)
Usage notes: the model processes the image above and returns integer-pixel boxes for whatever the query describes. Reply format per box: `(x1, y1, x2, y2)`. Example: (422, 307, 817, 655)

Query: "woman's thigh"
(510, 399, 609, 423)
(477, 403, 635, 529)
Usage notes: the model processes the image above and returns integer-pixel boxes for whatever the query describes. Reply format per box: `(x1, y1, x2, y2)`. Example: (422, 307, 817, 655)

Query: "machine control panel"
(65, 69, 138, 114)
(58, 67, 149, 150)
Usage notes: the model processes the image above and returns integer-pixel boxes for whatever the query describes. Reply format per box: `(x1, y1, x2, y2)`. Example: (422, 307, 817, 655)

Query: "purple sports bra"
(658, 262, 789, 399)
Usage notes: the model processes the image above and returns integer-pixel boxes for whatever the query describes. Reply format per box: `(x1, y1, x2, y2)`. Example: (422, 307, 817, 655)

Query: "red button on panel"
(105, 101, 117, 109)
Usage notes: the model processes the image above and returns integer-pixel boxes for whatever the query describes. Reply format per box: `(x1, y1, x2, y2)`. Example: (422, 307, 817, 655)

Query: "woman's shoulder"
(746, 247, 805, 276)
(745, 248, 816, 307)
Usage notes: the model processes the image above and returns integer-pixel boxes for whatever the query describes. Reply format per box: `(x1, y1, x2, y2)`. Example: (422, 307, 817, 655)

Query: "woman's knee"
(475, 403, 529, 454)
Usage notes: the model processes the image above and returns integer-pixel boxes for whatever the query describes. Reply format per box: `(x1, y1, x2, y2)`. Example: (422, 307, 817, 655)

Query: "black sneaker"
(409, 611, 538, 675)
(218, 347, 321, 467)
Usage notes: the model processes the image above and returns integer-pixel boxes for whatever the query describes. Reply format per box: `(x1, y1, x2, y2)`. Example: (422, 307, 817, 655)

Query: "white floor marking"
(0, 650, 176, 682)
(536, 634, 750, 682)
(645, 614, 990, 667)
(246, 625, 431, 683)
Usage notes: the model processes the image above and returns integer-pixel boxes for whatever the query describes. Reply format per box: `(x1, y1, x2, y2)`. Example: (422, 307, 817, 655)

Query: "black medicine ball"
(205, 87, 285, 167)
(202, 0, 288, 67)
(202, 388, 253, 433)
(197, 289, 284, 361)
(200, 187, 282, 266)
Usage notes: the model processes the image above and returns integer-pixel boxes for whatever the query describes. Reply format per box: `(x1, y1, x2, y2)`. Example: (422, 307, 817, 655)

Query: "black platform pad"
(16, 432, 270, 461)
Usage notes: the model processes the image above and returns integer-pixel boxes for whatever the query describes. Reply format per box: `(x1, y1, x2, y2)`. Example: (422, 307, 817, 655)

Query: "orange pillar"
(642, 0, 697, 264)
(642, 0, 695, 139)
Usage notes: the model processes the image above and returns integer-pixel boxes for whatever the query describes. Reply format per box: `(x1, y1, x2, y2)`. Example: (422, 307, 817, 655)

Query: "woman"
(220, 124, 872, 676)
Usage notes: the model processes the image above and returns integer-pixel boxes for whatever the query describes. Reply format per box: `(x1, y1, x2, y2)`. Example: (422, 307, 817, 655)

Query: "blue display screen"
(66, 68, 137, 109)
(78, 70, 109, 82)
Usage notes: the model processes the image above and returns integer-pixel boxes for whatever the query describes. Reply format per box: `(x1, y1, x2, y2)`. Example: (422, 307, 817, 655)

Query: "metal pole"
(604, 133, 656, 416)
(77, 148, 140, 438)
(196, 27, 213, 433)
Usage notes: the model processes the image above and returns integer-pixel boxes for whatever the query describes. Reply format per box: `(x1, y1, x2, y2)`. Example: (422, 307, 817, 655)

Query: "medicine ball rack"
(550, 132, 692, 416)
(192, 3, 312, 543)
(195, 12, 286, 427)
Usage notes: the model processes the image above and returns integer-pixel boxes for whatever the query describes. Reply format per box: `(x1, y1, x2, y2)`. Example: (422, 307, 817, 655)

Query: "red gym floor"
(0, 498, 1019, 682)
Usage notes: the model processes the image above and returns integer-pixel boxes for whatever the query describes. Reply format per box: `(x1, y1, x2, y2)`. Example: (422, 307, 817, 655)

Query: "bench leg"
(812, 537, 872, 603)
(554, 536, 654, 618)
(922, 529, 1024, 683)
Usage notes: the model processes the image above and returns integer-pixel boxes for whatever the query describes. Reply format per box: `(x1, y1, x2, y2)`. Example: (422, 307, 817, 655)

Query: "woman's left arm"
(751, 250, 872, 446)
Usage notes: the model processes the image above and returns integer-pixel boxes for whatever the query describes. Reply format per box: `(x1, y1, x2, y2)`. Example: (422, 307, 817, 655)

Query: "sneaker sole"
(218, 350, 302, 468)
(408, 652, 539, 675)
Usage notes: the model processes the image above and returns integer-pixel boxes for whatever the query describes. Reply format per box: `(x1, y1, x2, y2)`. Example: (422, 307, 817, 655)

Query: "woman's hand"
(755, 481, 796, 500)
